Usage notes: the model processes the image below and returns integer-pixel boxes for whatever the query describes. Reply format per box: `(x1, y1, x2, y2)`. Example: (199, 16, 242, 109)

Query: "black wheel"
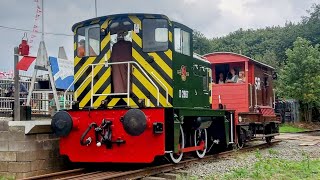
(193, 129, 207, 158)
(168, 125, 185, 163)
(237, 129, 245, 149)
(266, 136, 272, 144)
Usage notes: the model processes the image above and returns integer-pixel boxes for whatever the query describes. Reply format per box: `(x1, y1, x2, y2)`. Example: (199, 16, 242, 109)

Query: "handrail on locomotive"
(150, 72, 169, 106)
(63, 57, 166, 109)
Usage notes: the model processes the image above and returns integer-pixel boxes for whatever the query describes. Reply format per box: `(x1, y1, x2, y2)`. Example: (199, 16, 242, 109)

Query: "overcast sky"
(0, 0, 318, 70)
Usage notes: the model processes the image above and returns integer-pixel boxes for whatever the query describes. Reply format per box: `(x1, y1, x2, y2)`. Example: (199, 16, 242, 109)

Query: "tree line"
(193, 4, 320, 122)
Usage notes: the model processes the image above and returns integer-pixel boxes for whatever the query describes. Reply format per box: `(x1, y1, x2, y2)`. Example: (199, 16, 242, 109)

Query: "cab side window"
(77, 24, 100, 57)
(174, 28, 190, 56)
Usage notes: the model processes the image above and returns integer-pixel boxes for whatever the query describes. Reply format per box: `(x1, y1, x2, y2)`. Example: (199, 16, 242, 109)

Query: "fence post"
(14, 47, 20, 121)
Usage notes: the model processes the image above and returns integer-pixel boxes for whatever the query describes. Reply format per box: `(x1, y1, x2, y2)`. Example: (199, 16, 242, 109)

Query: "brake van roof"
(203, 52, 275, 70)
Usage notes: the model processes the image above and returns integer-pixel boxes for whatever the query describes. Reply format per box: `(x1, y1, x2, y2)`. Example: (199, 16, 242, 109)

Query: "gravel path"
(183, 132, 320, 179)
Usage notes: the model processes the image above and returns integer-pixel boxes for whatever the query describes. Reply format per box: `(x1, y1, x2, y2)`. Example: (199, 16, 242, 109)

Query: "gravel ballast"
(184, 132, 320, 179)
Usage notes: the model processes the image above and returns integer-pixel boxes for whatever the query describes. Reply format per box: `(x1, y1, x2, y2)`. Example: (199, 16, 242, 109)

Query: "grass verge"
(279, 123, 309, 133)
(206, 150, 320, 180)
(0, 176, 15, 180)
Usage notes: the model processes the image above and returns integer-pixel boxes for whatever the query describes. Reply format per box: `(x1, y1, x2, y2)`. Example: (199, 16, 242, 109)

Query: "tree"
(302, 4, 320, 45)
(193, 30, 212, 55)
(277, 37, 320, 122)
(194, 3, 320, 70)
(253, 50, 280, 69)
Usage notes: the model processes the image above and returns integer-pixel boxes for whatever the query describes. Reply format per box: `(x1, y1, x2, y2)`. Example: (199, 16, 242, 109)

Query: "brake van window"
(77, 24, 100, 57)
(143, 19, 168, 52)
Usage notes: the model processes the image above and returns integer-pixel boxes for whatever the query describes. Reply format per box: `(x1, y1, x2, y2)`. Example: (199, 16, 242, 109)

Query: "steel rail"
(21, 168, 86, 180)
(24, 140, 281, 180)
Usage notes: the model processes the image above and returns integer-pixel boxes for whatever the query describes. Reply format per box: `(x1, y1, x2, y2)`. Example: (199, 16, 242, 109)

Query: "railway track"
(23, 140, 281, 180)
(291, 129, 320, 134)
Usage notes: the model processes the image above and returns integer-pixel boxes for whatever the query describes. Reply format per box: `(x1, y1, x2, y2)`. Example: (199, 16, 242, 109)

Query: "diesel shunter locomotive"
(51, 13, 279, 164)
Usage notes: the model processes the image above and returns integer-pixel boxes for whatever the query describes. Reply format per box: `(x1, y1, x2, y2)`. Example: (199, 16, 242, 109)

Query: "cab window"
(77, 24, 100, 57)
(174, 28, 190, 56)
(214, 63, 246, 84)
(109, 20, 133, 50)
(143, 19, 168, 52)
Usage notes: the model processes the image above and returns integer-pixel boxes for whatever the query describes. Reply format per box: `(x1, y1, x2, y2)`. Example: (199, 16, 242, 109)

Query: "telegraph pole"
(95, 0, 97, 17)
(41, 0, 44, 41)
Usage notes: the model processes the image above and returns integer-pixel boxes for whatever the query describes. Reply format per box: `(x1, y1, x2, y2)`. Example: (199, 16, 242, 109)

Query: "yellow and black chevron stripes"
(132, 67, 171, 107)
(78, 52, 110, 108)
(132, 49, 173, 98)
(132, 46, 173, 95)
(90, 19, 100, 25)
(164, 49, 172, 59)
(132, 83, 155, 107)
(107, 98, 120, 107)
(74, 19, 111, 108)
(129, 16, 141, 30)
(78, 65, 111, 107)
(147, 52, 172, 79)
(74, 57, 95, 80)
(122, 98, 137, 107)
(128, 15, 173, 108)
(129, 15, 172, 58)
(131, 33, 172, 94)
(102, 98, 138, 108)
(93, 85, 111, 107)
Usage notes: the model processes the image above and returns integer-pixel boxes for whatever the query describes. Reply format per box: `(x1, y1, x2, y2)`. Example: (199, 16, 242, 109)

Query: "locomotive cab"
(73, 15, 173, 109)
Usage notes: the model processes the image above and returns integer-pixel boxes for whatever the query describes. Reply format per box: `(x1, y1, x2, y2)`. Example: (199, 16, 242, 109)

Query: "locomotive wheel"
(169, 125, 185, 163)
(237, 139, 244, 149)
(266, 136, 272, 144)
(237, 129, 245, 149)
(193, 129, 207, 158)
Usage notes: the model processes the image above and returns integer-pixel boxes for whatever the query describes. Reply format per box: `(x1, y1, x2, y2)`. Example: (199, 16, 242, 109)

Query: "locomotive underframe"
(168, 108, 235, 154)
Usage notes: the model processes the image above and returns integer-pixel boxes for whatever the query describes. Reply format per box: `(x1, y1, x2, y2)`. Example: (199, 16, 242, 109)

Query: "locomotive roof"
(203, 52, 275, 70)
(193, 53, 210, 64)
(72, 13, 171, 31)
(172, 21, 193, 32)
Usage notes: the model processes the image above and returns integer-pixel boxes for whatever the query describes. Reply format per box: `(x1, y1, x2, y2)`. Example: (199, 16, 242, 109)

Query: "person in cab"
(237, 71, 246, 83)
(218, 72, 225, 84)
(226, 68, 238, 83)
(110, 30, 132, 93)
(77, 39, 97, 57)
